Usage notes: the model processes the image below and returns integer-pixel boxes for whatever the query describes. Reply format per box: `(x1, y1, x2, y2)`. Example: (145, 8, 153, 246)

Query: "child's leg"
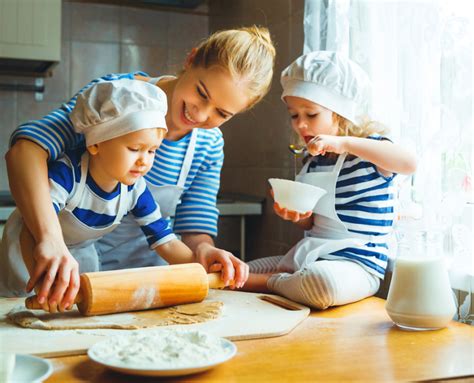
(247, 255, 284, 273)
(267, 260, 380, 310)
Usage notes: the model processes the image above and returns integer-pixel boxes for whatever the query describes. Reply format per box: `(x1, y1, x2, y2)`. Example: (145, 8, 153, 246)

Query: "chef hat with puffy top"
(71, 79, 168, 146)
(281, 51, 371, 125)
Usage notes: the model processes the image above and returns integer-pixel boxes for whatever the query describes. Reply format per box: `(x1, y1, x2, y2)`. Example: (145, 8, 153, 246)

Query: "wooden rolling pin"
(25, 263, 228, 316)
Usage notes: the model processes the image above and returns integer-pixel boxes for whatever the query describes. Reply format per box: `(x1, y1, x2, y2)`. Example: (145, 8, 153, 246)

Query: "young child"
(0, 79, 195, 311)
(244, 51, 417, 309)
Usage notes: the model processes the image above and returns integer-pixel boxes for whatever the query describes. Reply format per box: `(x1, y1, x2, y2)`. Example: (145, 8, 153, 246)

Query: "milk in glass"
(385, 231, 456, 330)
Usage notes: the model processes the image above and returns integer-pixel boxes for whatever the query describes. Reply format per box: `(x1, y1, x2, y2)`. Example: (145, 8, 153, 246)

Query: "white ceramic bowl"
(269, 178, 327, 213)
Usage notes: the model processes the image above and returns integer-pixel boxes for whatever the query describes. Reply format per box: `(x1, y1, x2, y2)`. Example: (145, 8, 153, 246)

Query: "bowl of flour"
(87, 329, 237, 377)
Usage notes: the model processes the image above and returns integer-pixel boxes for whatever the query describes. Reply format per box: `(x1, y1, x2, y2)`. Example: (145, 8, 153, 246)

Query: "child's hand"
(270, 189, 312, 223)
(307, 135, 346, 156)
(273, 201, 313, 222)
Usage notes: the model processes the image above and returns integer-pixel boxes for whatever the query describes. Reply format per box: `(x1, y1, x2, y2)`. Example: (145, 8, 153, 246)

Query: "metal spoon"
(288, 144, 306, 155)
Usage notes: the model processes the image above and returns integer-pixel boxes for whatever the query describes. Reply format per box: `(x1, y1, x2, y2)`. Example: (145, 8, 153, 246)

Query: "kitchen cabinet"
(0, 0, 61, 76)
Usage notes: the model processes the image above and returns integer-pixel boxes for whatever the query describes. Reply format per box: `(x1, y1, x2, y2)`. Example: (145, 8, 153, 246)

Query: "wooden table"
(45, 297, 474, 382)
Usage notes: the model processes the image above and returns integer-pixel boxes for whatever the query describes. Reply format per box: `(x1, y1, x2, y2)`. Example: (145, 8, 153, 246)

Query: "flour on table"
(90, 329, 227, 367)
(7, 301, 223, 330)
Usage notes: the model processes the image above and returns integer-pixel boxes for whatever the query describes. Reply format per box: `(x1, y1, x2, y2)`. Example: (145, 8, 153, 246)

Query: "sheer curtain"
(304, 0, 473, 323)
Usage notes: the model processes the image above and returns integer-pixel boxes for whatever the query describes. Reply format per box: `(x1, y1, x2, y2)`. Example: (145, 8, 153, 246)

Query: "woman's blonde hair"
(190, 26, 276, 110)
(333, 114, 388, 137)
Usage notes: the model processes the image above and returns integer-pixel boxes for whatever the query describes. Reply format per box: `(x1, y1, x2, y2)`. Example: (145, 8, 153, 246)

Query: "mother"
(5, 26, 275, 311)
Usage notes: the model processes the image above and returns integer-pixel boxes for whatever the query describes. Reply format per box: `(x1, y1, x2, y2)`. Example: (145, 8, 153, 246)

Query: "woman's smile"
(181, 102, 198, 126)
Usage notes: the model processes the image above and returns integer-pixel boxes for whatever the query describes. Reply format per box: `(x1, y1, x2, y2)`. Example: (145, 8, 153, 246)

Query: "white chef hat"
(71, 79, 168, 146)
(281, 51, 370, 125)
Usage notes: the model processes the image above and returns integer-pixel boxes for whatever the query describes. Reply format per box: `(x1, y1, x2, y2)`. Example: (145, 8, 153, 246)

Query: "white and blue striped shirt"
(306, 136, 396, 278)
(10, 72, 224, 237)
(49, 148, 176, 248)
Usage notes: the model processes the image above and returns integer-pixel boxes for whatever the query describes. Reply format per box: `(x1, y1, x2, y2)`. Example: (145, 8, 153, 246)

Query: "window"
(304, 0, 473, 322)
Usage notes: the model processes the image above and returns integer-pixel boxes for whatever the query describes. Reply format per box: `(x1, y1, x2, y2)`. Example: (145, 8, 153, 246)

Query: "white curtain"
(304, 0, 473, 323)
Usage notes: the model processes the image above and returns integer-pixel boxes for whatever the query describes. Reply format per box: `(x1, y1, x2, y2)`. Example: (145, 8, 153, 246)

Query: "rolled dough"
(7, 301, 223, 330)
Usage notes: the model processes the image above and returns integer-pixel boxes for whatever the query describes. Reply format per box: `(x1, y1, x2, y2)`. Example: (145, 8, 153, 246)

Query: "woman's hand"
(195, 242, 249, 289)
(307, 135, 346, 156)
(26, 237, 80, 313)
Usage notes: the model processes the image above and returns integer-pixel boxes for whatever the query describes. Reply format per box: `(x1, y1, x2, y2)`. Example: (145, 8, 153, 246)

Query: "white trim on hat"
(84, 109, 167, 146)
(281, 79, 359, 125)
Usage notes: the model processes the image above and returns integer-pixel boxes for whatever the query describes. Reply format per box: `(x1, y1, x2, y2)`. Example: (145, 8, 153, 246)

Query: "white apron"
(278, 153, 371, 273)
(97, 128, 198, 270)
(0, 152, 128, 296)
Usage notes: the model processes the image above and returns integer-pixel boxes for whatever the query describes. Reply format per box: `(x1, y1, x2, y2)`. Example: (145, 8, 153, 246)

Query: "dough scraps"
(7, 301, 223, 330)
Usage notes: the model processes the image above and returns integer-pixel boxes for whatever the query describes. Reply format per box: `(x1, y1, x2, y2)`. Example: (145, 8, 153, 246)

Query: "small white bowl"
(269, 178, 327, 213)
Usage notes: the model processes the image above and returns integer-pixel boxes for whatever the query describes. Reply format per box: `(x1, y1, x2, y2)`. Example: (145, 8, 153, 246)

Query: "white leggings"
(248, 256, 380, 310)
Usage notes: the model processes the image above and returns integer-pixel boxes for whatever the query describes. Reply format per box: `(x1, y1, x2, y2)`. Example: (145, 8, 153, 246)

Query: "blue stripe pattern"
(306, 136, 396, 278)
(10, 72, 222, 237)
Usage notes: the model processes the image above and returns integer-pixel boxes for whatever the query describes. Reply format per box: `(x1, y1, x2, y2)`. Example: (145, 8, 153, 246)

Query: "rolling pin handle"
(207, 272, 233, 289)
(25, 296, 44, 310)
(25, 292, 83, 310)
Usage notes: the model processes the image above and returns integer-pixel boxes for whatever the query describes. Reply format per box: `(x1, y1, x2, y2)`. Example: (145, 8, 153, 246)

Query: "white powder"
(90, 329, 227, 368)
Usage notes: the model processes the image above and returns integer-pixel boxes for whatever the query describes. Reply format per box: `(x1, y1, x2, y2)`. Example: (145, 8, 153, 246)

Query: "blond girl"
(245, 51, 416, 309)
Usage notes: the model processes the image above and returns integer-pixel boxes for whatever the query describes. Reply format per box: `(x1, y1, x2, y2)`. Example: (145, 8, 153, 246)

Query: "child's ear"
(87, 145, 99, 155)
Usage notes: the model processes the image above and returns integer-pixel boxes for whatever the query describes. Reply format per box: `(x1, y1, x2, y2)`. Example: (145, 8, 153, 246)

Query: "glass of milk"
(385, 230, 456, 330)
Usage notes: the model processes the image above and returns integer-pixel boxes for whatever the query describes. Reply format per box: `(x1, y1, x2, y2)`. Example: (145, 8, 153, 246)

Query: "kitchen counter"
(44, 297, 474, 382)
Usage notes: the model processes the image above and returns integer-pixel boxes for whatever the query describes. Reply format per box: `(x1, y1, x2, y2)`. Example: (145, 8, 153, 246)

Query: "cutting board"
(0, 290, 310, 357)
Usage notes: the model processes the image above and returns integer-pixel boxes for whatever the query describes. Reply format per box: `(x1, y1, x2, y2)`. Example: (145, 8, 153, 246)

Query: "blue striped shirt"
(49, 148, 175, 248)
(10, 72, 223, 237)
(306, 136, 396, 278)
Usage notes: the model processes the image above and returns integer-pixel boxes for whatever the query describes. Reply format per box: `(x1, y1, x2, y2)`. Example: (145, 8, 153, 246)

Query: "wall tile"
(240, 0, 291, 26)
(271, 20, 291, 76)
(290, 0, 305, 16)
(70, 2, 120, 43)
(167, 12, 209, 44)
(62, 1, 72, 42)
(289, 10, 304, 60)
(120, 44, 168, 76)
(166, 44, 193, 75)
(70, 42, 120, 92)
(42, 39, 71, 102)
(120, 6, 169, 45)
(16, 100, 60, 125)
(0, 97, 17, 190)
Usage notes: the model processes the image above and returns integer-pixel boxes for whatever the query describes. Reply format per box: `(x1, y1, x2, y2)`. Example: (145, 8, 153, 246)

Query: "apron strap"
(296, 152, 348, 179)
(297, 158, 311, 178)
(176, 128, 198, 188)
(113, 183, 128, 225)
(333, 152, 347, 175)
(146, 77, 159, 85)
(65, 152, 89, 212)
